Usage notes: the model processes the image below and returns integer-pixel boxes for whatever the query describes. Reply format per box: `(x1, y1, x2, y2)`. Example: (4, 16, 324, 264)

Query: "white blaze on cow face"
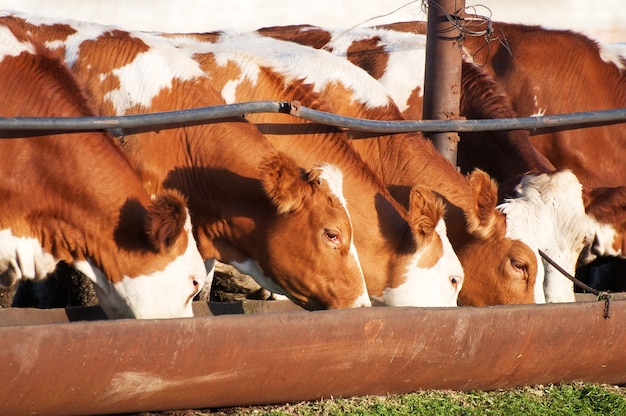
(498, 170, 595, 303)
(314, 163, 370, 307)
(373, 218, 463, 307)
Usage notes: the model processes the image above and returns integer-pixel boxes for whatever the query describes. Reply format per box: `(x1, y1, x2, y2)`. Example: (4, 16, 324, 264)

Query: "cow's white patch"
(530, 93, 546, 117)
(589, 219, 623, 258)
(9, 12, 112, 66)
(100, 33, 206, 115)
(599, 42, 626, 72)
(0, 220, 205, 319)
(174, 31, 394, 109)
(498, 170, 595, 303)
(9, 13, 207, 115)
(373, 218, 463, 307)
(326, 27, 428, 113)
(0, 26, 36, 61)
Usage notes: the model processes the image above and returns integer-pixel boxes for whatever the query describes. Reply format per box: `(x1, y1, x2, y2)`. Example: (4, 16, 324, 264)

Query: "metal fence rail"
(1, 100, 626, 136)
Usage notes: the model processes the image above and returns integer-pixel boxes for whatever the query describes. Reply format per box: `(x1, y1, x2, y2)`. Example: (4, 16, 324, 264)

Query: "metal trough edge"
(1, 299, 625, 415)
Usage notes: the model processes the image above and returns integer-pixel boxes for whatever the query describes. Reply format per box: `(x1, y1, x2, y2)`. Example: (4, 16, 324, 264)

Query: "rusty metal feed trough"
(1, 297, 625, 415)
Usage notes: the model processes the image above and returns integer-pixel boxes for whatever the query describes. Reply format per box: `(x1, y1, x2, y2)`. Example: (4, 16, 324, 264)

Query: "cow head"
(78, 191, 207, 319)
(498, 170, 595, 303)
(455, 170, 538, 306)
(231, 152, 370, 310)
(372, 185, 464, 307)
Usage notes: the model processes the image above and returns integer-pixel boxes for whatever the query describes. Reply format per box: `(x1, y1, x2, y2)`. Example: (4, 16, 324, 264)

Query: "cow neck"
(3, 136, 158, 286)
(122, 112, 278, 264)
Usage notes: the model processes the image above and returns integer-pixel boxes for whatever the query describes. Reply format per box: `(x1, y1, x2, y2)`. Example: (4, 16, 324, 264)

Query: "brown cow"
(161, 30, 538, 306)
(3, 12, 371, 310)
(0, 20, 207, 319)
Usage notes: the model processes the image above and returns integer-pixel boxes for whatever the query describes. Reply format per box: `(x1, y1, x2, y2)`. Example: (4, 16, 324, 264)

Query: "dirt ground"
(0, 261, 270, 309)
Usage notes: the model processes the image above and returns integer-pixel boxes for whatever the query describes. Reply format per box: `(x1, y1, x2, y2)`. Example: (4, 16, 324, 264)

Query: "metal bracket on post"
(422, 0, 465, 168)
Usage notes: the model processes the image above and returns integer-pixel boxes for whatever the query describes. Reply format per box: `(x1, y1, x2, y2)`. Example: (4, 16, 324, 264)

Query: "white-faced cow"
(0, 20, 208, 319)
(3, 12, 371, 310)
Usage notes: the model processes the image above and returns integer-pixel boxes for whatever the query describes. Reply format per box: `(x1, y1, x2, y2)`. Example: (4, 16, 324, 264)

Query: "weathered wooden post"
(422, 0, 465, 167)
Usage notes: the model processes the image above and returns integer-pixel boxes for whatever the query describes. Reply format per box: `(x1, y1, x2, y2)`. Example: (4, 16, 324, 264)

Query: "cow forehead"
(500, 171, 594, 254)
(312, 163, 347, 209)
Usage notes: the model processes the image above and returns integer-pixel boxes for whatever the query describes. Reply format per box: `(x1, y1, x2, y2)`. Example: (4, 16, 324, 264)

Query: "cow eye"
(324, 228, 339, 242)
(511, 259, 528, 277)
(323, 228, 342, 249)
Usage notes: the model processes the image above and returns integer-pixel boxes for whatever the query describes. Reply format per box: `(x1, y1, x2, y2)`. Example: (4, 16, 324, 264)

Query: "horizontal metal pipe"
(0, 101, 625, 135)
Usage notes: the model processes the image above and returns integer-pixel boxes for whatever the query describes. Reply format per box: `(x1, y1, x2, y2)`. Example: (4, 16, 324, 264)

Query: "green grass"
(191, 383, 626, 416)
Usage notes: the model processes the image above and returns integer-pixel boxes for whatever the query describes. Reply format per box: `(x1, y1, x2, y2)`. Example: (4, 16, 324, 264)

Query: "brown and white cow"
(160, 30, 539, 306)
(256, 23, 610, 303)
(3, 12, 371, 310)
(0, 20, 208, 319)
(378, 20, 626, 261)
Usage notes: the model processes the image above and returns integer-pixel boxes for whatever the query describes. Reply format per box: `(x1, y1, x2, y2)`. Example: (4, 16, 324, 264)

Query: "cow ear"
(145, 191, 188, 250)
(259, 152, 308, 214)
(408, 185, 444, 239)
(466, 169, 500, 234)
